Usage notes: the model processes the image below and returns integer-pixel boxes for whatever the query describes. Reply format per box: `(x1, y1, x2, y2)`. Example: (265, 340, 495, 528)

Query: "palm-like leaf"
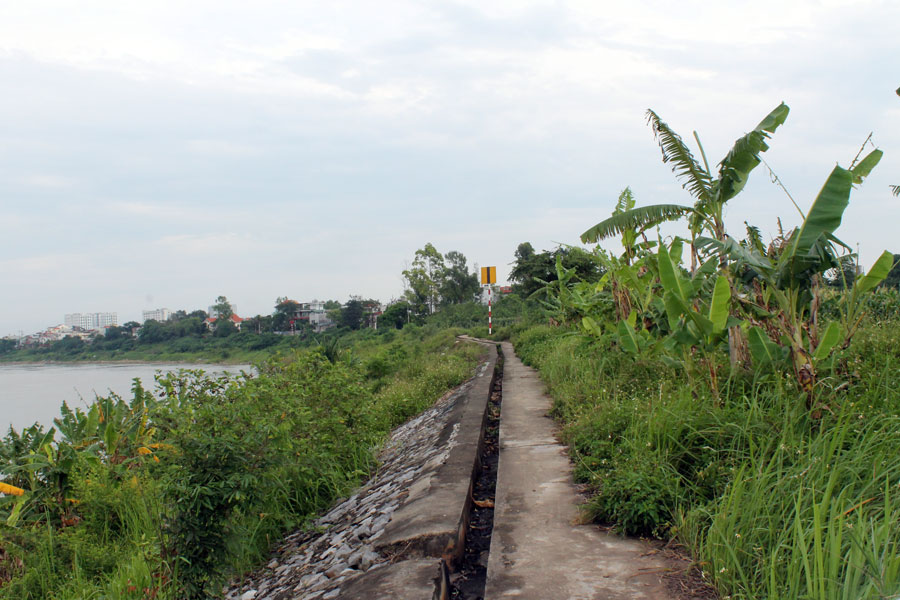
(716, 103, 789, 204)
(646, 109, 713, 203)
(778, 161, 862, 288)
(580, 204, 693, 244)
(890, 184, 899, 197)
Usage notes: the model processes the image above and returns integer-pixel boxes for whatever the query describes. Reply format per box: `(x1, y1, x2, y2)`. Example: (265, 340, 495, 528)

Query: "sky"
(1, 0, 898, 336)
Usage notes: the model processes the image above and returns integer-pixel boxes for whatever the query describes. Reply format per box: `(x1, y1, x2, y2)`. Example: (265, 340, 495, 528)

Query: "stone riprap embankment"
(225, 340, 498, 600)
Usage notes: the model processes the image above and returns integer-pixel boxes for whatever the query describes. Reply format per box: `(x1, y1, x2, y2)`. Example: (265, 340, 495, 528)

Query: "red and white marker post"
(481, 266, 497, 336)
(488, 286, 492, 335)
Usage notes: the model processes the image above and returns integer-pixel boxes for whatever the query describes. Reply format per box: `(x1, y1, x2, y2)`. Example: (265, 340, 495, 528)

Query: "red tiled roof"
(205, 314, 243, 324)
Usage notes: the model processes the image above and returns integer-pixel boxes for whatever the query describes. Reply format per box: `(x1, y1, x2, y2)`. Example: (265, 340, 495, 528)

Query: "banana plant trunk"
(728, 325, 750, 370)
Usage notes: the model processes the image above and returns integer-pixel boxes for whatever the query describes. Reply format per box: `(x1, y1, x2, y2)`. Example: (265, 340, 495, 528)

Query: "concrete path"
(485, 341, 673, 600)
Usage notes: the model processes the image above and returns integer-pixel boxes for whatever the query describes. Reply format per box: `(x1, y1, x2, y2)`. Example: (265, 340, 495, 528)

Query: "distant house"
(297, 300, 334, 333)
(203, 314, 244, 332)
(362, 301, 383, 329)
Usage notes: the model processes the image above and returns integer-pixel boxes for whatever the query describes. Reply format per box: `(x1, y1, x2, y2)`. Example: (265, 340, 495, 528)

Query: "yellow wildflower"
(0, 481, 25, 496)
(137, 447, 153, 455)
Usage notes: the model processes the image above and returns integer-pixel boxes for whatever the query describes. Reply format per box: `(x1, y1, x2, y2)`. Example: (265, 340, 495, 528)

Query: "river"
(0, 362, 251, 434)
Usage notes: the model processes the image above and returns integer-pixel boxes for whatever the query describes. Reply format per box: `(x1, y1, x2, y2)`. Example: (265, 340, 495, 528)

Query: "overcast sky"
(1, 0, 898, 335)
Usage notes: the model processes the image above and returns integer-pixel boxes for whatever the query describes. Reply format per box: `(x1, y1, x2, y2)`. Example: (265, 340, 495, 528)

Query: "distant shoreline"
(0, 359, 253, 367)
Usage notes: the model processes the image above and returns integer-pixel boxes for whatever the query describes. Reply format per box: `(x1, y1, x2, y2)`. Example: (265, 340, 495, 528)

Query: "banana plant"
(534, 253, 605, 326)
(655, 240, 735, 398)
(582, 104, 790, 368)
(697, 148, 889, 403)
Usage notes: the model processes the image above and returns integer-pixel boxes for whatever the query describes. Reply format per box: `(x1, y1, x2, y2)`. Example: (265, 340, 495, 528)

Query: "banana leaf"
(708, 276, 731, 334)
(853, 250, 894, 295)
(716, 103, 789, 203)
(813, 322, 842, 361)
(657, 243, 686, 301)
(581, 204, 692, 244)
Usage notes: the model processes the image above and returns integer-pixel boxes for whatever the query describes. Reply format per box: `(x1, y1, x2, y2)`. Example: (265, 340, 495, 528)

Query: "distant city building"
(64, 312, 118, 330)
(142, 308, 172, 323)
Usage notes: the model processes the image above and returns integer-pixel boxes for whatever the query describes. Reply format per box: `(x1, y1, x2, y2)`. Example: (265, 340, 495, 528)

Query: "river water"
(0, 363, 251, 434)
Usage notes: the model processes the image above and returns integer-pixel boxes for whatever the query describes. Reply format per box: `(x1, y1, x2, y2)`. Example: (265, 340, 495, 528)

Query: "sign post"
(480, 266, 497, 335)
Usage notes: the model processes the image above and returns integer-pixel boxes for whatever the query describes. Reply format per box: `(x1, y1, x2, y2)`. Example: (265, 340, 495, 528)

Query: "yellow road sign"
(481, 266, 496, 285)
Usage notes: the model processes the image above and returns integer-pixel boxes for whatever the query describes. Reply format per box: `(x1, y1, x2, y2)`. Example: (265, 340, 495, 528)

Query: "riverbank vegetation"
(0, 327, 483, 599)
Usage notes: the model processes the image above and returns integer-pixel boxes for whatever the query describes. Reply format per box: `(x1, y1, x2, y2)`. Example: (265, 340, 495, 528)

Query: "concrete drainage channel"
(446, 346, 503, 599)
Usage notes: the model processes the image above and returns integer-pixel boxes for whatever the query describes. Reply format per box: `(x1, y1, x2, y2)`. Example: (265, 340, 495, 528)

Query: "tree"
(213, 318, 237, 338)
(340, 297, 365, 330)
(509, 242, 601, 298)
(243, 314, 274, 334)
(380, 301, 411, 329)
(825, 255, 860, 289)
(104, 325, 130, 341)
(139, 320, 171, 344)
(273, 298, 301, 332)
(211, 296, 233, 319)
(403, 243, 444, 315)
(439, 251, 479, 306)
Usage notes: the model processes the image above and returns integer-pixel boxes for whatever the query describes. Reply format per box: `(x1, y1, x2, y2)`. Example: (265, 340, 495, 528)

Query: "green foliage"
(165, 428, 259, 598)
(878, 254, 900, 290)
(552, 104, 890, 399)
(340, 297, 365, 330)
(402, 244, 480, 316)
(211, 296, 234, 320)
(509, 242, 602, 299)
(0, 328, 483, 599)
(403, 242, 444, 315)
(380, 301, 412, 329)
(439, 250, 480, 306)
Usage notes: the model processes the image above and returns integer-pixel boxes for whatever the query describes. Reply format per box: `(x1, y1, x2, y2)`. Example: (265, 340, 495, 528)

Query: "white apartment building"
(142, 308, 172, 322)
(64, 312, 118, 330)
